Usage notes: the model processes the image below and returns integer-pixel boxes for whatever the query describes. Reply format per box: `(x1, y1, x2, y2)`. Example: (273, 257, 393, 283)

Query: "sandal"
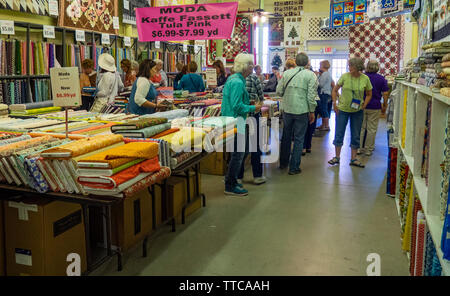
(350, 159, 365, 168)
(328, 157, 340, 165)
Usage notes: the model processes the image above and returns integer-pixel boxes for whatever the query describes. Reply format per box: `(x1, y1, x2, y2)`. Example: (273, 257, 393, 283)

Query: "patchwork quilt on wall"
(0, 0, 51, 16)
(58, 0, 119, 34)
(349, 15, 403, 76)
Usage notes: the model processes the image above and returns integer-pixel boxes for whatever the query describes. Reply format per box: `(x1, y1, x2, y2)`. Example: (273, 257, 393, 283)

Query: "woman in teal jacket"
(221, 53, 262, 197)
(178, 61, 205, 93)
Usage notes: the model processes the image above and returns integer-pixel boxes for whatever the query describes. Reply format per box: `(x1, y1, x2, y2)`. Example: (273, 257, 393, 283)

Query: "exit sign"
(322, 47, 335, 54)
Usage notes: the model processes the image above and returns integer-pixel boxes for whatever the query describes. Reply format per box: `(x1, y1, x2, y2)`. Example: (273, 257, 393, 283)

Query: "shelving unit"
(392, 81, 450, 275)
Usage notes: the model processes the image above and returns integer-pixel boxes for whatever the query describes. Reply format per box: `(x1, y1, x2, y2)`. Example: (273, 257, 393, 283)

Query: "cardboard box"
(200, 152, 228, 175)
(0, 202, 4, 276)
(111, 188, 154, 252)
(165, 172, 203, 224)
(4, 197, 87, 276)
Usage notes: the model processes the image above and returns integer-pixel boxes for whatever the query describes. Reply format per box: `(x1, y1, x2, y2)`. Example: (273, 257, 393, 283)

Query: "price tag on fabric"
(124, 36, 131, 47)
(50, 67, 81, 107)
(43, 25, 55, 39)
(183, 44, 188, 52)
(49, 0, 59, 16)
(155, 41, 160, 48)
(113, 17, 120, 30)
(75, 30, 85, 42)
(101, 34, 110, 45)
(0, 20, 14, 35)
(124, 0, 130, 10)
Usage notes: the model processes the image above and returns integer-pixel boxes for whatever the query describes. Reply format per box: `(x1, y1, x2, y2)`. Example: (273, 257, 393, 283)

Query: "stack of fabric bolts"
(439, 53, 450, 97)
(76, 141, 170, 197)
(111, 117, 171, 138)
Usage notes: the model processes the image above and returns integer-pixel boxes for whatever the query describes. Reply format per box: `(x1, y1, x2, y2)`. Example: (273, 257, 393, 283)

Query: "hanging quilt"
(284, 17, 302, 47)
(269, 47, 286, 71)
(349, 15, 403, 76)
(123, 0, 150, 25)
(0, 0, 51, 16)
(58, 0, 119, 34)
(269, 17, 284, 45)
(223, 16, 252, 63)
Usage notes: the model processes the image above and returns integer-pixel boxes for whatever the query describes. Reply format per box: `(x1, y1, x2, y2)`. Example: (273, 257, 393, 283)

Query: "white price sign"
(0, 20, 14, 35)
(124, 0, 130, 10)
(205, 68, 217, 86)
(43, 25, 55, 39)
(124, 36, 131, 47)
(183, 44, 188, 52)
(50, 67, 81, 108)
(194, 45, 199, 52)
(75, 30, 85, 42)
(155, 41, 160, 49)
(113, 17, 120, 30)
(101, 34, 110, 45)
(49, 0, 59, 16)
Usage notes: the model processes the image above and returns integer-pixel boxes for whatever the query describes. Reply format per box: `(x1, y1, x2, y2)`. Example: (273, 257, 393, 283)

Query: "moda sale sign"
(135, 2, 238, 41)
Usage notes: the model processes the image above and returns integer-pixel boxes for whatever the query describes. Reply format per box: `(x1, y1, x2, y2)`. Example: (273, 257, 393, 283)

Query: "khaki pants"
(360, 109, 381, 151)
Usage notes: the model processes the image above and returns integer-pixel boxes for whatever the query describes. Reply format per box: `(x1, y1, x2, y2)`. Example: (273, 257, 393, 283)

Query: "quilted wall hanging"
(123, 0, 150, 25)
(58, 0, 119, 34)
(269, 17, 284, 45)
(349, 15, 403, 76)
(269, 47, 286, 71)
(0, 0, 51, 16)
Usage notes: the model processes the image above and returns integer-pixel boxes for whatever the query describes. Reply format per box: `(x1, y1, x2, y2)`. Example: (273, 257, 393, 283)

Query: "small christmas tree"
(287, 25, 299, 40)
(271, 54, 282, 68)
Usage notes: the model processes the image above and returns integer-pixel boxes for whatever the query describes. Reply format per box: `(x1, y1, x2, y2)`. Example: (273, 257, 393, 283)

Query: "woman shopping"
(91, 53, 124, 113)
(128, 59, 166, 115)
(317, 60, 332, 131)
(178, 61, 206, 93)
(212, 60, 227, 87)
(120, 59, 137, 87)
(328, 57, 373, 168)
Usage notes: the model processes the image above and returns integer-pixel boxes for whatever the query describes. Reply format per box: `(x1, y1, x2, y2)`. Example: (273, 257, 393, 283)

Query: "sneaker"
(365, 150, 373, 156)
(224, 186, 249, 196)
(237, 179, 243, 185)
(253, 176, 267, 185)
(288, 169, 302, 175)
(357, 149, 364, 155)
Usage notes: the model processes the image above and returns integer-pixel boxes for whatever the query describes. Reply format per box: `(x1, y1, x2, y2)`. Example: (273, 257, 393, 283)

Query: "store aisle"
(93, 116, 409, 276)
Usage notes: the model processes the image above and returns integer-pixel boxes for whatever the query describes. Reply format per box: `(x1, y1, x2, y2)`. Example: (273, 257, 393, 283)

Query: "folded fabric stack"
(39, 134, 124, 194)
(0, 118, 61, 132)
(437, 54, 450, 96)
(38, 110, 95, 120)
(76, 141, 170, 197)
(123, 138, 171, 168)
(9, 106, 62, 116)
(0, 104, 8, 117)
(417, 42, 450, 89)
(9, 101, 54, 112)
(142, 109, 189, 121)
(158, 126, 213, 153)
(0, 135, 75, 193)
(112, 117, 171, 138)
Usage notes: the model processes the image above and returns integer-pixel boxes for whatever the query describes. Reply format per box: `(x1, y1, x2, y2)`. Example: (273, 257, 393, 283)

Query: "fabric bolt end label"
(75, 30, 85, 42)
(124, 0, 130, 10)
(49, 0, 59, 16)
(124, 36, 131, 47)
(1, 20, 14, 35)
(15, 249, 32, 266)
(113, 17, 120, 30)
(43, 25, 55, 39)
(155, 41, 161, 48)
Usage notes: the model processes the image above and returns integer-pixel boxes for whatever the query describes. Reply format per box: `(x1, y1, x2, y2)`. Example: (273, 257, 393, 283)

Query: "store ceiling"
(238, 0, 274, 13)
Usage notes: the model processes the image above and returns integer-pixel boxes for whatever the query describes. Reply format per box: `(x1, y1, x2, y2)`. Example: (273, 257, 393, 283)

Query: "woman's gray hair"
(296, 52, 309, 67)
(233, 53, 254, 73)
(154, 59, 163, 65)
(365, 60, 380, 73)
(349, 57, 365, 72)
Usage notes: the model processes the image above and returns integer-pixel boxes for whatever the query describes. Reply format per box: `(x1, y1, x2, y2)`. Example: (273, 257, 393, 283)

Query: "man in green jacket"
(276, 53, 317, 175)
(221, 53, 262, 196)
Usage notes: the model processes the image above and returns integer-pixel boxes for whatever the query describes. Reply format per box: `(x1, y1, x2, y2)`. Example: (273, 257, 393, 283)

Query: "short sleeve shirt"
(337, 73, 373, 113)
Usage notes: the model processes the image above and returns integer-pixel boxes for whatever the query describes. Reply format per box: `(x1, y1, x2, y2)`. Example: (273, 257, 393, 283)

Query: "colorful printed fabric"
(441, 176, 450, 261)
(152, 128, 180, 139)
(24, 157, 49, 193)
(78, 157, 161, 189)
(111, 117, 168, 131)
(9, 101, 54, 111)
(122, 167, 171, 198)
(10, 107, 62, 115)
(0, 136, 54, 156)
(114, 122, 172, 138)
(42, 134, 123, 158)
(77, 159, 144, 177)
(0, 135, 32, 146)
(70, 122, 117, 134)
(142, 109, 189, 120)
(413, 211, 426, 276)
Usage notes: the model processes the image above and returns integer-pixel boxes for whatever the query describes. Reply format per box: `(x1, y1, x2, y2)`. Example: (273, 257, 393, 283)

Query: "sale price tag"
(124, 36, 131, 47)
(0, 20, 14, 35)
(113, 17, 120, 30)
(101, 34, 110, 45)
(155, 41, 160, 49)
(43, 25, 55, 39)
(75, 30, 85, 42)
(49, 0, 59, 16)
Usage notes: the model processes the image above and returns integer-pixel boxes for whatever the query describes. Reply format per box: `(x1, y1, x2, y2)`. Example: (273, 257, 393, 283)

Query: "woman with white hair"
(359, 60, 389, 156)
(150, 59, 168, 87)
(328, 57, 373, 168)
(221, 53, 262, 196)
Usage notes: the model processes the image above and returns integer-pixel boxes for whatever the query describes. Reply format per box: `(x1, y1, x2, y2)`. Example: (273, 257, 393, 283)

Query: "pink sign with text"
(136, 2, 238, 42)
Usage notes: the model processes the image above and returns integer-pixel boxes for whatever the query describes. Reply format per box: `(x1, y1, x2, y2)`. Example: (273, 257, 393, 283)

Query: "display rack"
(392, 81, 450, 275)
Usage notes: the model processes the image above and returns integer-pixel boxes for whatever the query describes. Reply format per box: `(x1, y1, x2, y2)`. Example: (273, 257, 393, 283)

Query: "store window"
(310, 59, 322, 72)
(255, 25, 270, 73)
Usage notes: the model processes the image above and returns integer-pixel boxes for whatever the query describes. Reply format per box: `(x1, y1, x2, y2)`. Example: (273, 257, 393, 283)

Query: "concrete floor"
(93, 116, 410, 276)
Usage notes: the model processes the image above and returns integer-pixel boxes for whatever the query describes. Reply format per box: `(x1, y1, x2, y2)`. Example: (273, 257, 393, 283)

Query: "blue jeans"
(304, 105, 319, 150)
(239, 113, 263, 179)
(225, 132, 248, 191)
(333, 110, 364, 149)
(280, 112, 309, 172)
(319, 93, 331, 118)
